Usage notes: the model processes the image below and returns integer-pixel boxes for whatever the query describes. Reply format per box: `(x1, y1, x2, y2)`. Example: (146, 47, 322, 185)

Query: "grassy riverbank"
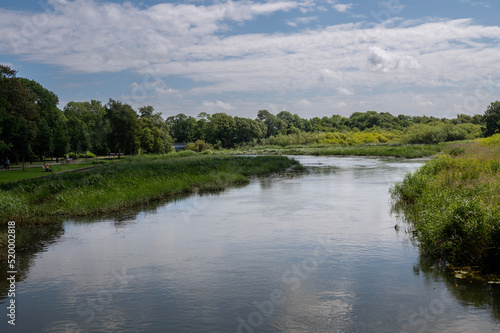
(230, 142, 448, 158)
(0, 153, 299, 229)
(0, 159, 119, 184)
(391, 135, 500, 273)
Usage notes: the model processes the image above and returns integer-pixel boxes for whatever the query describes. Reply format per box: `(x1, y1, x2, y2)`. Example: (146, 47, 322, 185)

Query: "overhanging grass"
(0, 154, 299, 227)
(391, 141, 500, 273)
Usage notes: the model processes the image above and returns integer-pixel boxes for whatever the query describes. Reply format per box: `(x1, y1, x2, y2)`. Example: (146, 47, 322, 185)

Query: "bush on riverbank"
(256, 130, 398, 147)
(400, 122, 482, 144)
(391, 141, 500, 272)
(0, 154, 299, 226)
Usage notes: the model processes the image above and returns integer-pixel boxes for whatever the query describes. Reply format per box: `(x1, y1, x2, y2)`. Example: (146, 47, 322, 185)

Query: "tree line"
(1, 66, 172, 163)
(1, 65, 499, 162)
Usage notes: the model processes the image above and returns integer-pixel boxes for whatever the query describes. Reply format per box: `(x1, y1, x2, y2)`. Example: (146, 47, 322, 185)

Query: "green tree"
(139, 106, 173, 154)
(257, 110, 286, 137)
(234, 117, 264, 144)
(67, 116, 91, 154)
(195, 112, 211, 141)
(37, 118, 54, 158)
(21, 78, 67, 159)
(166, 113, 197, 143)
(64, 100, 110, 155)
(205, 113, 236, 148)
(0, 66, 39, 163)
(106, 99, 142, 155)
(484, 101, 500, 137)
(53, 118, 70, 157)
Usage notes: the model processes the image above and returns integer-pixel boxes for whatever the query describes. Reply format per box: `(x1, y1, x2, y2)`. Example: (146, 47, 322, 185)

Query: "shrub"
(186, 140, 213, 152)
(68, 151, 96, 159)
(401, 123, 482, 144)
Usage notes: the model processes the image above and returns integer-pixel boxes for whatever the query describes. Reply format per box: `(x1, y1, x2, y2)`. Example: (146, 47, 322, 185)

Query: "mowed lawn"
(0, 160, 118, 184)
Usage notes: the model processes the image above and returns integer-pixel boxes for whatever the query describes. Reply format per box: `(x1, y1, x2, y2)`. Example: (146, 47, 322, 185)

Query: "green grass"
(0, 154, 299, 230)
(0, 159, 121, 184)
(230, 142, 448, 158)
(391, 139, 500, 273)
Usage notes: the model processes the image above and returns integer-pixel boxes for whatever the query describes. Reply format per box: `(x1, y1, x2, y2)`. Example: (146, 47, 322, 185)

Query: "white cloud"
(203, 100, 236, 111)
(338, 88, 354, 96)
(458, 0, 489, 7)
(378, 1, 405, 13)
(367, 46, 421, 72)
(286, 16, 318, 27)
(0, 1, 499, 117)
(297, 99, 313, 107)
(332, 3, 353, 13)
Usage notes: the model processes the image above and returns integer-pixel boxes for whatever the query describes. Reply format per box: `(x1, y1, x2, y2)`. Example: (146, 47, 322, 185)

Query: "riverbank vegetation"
(0, 153, 299, 229)
(229, 143, 447, 158)
(4, 65, 500, 166)
(391, 135, 500, 273)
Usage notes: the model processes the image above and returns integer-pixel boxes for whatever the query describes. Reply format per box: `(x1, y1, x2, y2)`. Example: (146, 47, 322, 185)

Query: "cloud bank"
(0, 0, 499, 117)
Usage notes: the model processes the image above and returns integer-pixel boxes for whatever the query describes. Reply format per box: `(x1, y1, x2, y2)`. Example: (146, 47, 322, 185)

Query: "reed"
(232, 143, 446, 158)
(391, 140, 500, 272)
(0, 154, 299, 227)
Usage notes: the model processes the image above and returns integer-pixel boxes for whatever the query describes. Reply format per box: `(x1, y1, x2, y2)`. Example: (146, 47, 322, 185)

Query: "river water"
(1, 156, 500, 332)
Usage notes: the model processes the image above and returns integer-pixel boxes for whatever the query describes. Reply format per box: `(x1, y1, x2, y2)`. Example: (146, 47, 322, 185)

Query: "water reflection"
(415, 255, 500, 322)
(0, 222, 64, 303)
(1, 156, 499, 332)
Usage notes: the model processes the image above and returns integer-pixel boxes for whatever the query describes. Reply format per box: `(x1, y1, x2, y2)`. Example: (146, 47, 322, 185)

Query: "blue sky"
(0, 0, 499, 118)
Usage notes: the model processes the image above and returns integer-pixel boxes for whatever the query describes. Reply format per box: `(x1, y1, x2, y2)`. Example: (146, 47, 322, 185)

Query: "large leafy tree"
(205, 113, 237, 148)
(106, 99, 142, 155)
(53, 118, 70, 157)
(257, 110, 286, 137)
(0, 66, 39, 163)
(64, 100, 110, 155)
(166, 113, 197, 143)
(234, 117, 264, 144)
(139, 105, 173, 154)
(484, 101, 500, 137)
(66, 116, 92, 153)
(21, 78, 67, 159)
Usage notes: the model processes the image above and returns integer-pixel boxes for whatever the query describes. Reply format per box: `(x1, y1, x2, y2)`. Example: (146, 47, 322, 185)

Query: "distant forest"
(1, 65, 499, 162)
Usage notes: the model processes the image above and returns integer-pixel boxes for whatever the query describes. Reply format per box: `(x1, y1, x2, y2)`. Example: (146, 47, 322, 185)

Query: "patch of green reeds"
(232, 143, 446, 158)
(0, 154, 299, 227)
(391, 141, 500, 273)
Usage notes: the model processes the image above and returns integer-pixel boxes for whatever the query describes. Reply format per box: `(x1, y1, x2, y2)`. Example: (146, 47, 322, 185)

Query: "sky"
(0, 0, 499, 119)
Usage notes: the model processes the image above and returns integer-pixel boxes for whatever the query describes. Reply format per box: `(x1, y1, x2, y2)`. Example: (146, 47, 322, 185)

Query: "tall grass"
(0, 154, 299, 227)
(391, 141, 500, 272)
(233, 143, 446, 158)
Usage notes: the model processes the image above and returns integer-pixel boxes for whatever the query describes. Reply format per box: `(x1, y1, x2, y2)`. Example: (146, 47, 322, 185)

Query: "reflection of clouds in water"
(9, 156, 500, 332)
(270, 288, 355, 333)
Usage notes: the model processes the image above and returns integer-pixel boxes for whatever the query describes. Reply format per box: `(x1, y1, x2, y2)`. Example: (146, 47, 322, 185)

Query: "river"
(1, 156, 499, 332)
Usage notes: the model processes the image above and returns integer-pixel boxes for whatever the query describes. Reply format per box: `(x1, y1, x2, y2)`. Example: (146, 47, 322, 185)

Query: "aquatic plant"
(391, 142, 500, 272)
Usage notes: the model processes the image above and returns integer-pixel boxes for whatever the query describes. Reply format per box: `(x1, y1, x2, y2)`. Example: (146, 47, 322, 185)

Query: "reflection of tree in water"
(0, 222, 64, 304)
(415, 255, 500, 321)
